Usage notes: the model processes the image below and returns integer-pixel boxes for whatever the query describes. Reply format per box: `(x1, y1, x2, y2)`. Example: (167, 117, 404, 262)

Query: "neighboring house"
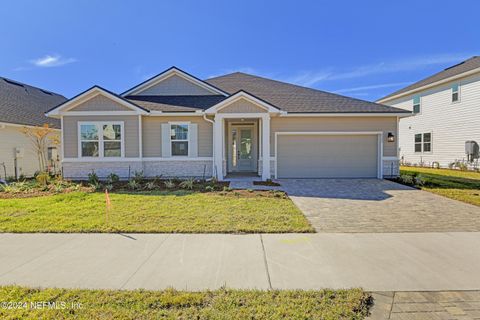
(0, 77, 66, 179)
(378, 56, 480, 168)
(45, 67, 410, 181)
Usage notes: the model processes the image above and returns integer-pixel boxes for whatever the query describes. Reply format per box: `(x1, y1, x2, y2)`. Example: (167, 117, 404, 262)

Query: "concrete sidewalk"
(0, 232, 479, 291)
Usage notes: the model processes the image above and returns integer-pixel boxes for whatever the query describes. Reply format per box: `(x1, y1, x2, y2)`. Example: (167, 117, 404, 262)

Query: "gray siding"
(63, 115, 139, 158)
(142, 116, 213, 157)
(70, 95, 132, 111)
(270, 117, 398, 157)
(137, 74, 216, 96)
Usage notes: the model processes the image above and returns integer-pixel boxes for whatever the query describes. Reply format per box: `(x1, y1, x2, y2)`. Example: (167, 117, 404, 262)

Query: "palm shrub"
(164, 180, 175, 189)
(179, 178, 195, 190)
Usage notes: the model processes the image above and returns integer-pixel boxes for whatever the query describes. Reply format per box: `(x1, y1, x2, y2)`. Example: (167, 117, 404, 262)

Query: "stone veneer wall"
(63, 160, 213, 180)
(382, 159, 400, 178)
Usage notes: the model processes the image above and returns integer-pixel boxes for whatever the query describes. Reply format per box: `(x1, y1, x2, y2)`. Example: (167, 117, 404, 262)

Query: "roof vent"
(3, 78, 24, 87)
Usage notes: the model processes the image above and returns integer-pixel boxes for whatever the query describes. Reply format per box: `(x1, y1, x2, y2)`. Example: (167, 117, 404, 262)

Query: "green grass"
(0, 286, 370, 320)
(0, 191, 313, 233)
(400, 166, 480, 206)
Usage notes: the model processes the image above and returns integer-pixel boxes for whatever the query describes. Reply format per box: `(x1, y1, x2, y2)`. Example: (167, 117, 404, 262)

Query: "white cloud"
(285, 53, 472, 87)
(333, 82, 411, 94)
(30, 54, 76, 67)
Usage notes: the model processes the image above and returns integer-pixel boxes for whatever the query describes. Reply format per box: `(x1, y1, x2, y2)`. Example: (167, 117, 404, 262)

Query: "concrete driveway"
(280, 179, 480, 233)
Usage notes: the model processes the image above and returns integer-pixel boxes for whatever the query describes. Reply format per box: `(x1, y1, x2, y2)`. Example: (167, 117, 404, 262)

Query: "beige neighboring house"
(0, 77, 66, 179)
(45, 67, 410, 181)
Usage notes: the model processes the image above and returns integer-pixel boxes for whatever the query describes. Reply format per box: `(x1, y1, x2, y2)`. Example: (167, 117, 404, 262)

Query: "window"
(170, 124, 189, 156)
(79, 122, 123, 157)
(452, 84, 459, 102)
(414, 133, 432, 153)
(413, 96, 421, 114)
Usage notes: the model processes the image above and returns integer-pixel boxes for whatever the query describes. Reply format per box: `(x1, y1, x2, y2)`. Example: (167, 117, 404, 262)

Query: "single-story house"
(45, 67, 410, 180)
(0, 77, 66, 179)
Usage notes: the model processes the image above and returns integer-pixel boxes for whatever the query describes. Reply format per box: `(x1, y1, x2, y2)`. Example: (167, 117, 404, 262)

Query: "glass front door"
(229, 126, 255, 172)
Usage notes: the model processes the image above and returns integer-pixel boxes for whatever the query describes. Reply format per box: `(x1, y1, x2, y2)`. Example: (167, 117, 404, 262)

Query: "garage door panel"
(277, 135, 378, 178)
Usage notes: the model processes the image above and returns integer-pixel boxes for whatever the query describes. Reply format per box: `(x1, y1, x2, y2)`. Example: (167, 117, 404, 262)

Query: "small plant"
(179, 178, 195, 190)
(399, 174, 414, 185)
(145, 181, 156, 190)
(164, 180, 175, 189)
(106, 173, 120, 184)
(128, 180, 140, 190)
(88, 171, 99, 185)
(205, 185, 214, 192)
(414, 174, 425, 186)
(247, 189, 254, 193)
(105, 184, 114, 191)
(36, 172, 50, 187)
(223, 186, 232, 192)
(132, 171, 145, 184)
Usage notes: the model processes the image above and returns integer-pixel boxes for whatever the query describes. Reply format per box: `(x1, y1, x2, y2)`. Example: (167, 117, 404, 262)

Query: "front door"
(229, 125, 256, 172)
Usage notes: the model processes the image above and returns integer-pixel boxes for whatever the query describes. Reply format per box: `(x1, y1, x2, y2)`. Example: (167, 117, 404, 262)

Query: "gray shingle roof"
(379, 56, 480, 101)
(206, 72, 409, 113)
(125, 95, 226, 112)
(0, 77, 66, 128)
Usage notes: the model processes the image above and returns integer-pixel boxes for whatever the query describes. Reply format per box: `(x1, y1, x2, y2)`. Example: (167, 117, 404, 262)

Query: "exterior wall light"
(387, 132, 395, 142)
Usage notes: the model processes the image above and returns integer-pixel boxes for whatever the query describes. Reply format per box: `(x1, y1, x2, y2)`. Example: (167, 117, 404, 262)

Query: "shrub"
(36, 172, 50, 187)
(88, 171, 99, 185)
(414, 174, 425, 186)
(106, 173, 120, 184)
(179, 178, 195, 190)
(399, 174, 414, 185)
(164, 180, 175, 189)
(145, 181, 156, 190)
(223, 186, 232, 192)
(132, 171, 145, 184)
(128, 180, 140, 190)
(205, 185, 214, 192)
(105, 184, 114, 191)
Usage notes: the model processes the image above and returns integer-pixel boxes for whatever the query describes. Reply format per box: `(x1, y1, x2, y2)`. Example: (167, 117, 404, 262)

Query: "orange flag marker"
(105, 189, 112, 224)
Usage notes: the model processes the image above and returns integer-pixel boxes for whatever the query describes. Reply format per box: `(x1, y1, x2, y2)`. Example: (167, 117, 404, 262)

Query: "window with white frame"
(452, 84, 459, 102)
(414, 133, 432, 153)
(413, 96, 421, 114)
(79, 122, 123, 157)
(170, 124, 189, 156)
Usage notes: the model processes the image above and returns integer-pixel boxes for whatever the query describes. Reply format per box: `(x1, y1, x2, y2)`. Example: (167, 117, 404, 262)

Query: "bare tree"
(21, 124, 59, 173)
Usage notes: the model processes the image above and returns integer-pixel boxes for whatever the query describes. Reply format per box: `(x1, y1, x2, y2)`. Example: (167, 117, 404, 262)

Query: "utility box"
(15, 147, 24, 159)
(465, 141, 479, 162)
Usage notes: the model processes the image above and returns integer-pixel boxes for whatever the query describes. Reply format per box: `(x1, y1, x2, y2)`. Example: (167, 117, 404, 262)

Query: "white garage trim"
(274, 131, 384, 179)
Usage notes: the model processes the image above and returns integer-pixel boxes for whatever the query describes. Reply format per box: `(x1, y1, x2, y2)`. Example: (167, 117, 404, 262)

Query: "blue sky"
(1, 0, 479, 100)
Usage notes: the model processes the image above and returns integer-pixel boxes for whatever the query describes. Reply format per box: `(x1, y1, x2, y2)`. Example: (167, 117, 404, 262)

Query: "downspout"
(203, 114, 216, 179)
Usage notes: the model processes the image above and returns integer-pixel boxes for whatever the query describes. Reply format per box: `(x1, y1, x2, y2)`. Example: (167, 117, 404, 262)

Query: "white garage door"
(277, 134, 379, 178)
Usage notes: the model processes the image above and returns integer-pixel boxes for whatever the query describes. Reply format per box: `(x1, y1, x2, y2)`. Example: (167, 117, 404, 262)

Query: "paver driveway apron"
(280, 179, 480, 233)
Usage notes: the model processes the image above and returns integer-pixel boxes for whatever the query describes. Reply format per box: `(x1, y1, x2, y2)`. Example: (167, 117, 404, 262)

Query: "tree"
(21, 124, 59, 173)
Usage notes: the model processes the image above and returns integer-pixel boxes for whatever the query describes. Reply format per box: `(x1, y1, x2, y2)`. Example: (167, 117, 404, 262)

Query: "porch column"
(213, 115, 224, 180)
(261, 114, 271, 180)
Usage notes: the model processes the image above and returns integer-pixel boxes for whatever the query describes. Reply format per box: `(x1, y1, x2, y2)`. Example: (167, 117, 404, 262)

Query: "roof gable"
(205, 91, 281, 114)
(45, 86, 149, 117)
(121, 67, 229, 97)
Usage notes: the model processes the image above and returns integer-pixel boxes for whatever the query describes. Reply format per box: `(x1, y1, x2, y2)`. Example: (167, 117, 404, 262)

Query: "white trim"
(57, 111, 140, 116)
(280, 112, 411, 118)
(205, 91, 281, 114)
(46, 87, 149, 117)
(62, 157, 213, 163)
(138, 115, 143, 158)
(60, 116, 64, 160)
(77, 121, 125, 159)
(121, 67, 228, 96)
(377, 66, 480, 103)
(149, 111, 203, 116)
(274, 131, 383, 179)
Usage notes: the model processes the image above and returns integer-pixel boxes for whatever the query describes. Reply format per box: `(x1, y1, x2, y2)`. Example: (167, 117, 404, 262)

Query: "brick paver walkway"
(368, 291, 480, 319)
(280, 179, 480, 233)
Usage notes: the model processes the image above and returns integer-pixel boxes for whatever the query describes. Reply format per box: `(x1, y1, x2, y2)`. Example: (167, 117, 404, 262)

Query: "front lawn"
(0, 286, 370, 319)
(400, 166, 480, 206)
(0, 191, 313, 233)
